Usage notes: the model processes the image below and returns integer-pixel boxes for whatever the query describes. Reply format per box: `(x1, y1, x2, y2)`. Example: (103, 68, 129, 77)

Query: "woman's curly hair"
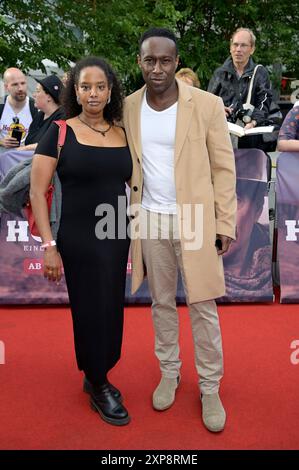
(62, 56, 123, 124)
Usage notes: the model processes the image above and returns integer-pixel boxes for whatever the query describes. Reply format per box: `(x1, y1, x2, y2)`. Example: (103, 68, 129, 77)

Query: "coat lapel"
(128, 86, 145, 164)
(174, 79, 194, 164)
(127, 81, 193, 165)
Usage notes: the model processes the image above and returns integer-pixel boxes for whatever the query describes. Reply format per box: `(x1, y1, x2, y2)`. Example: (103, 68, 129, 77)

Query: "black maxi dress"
(36, 122, 132, 385)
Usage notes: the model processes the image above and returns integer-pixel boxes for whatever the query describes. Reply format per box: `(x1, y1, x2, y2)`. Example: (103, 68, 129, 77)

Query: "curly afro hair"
(62, 56, 123, 124)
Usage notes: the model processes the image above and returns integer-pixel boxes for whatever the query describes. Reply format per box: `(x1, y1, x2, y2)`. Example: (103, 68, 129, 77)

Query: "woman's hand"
(43, 247, 63, 282)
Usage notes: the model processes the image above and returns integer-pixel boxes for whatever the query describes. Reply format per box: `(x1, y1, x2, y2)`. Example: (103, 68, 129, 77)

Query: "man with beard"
(0, 68, 37, 153)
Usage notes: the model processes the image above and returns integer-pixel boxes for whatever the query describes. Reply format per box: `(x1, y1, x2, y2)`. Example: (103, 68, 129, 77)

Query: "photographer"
(208, 28, 273, 151)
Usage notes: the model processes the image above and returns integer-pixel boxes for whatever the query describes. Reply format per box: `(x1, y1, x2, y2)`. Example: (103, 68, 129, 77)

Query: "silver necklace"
(78, 114, 112, 137)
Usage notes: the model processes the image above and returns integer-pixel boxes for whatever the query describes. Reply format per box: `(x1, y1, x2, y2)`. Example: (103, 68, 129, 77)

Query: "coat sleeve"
(206, 96, 237, 239)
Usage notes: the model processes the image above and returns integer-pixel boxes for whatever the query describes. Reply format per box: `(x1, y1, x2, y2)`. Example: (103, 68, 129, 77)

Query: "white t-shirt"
(0, 97, 33, 153)
(141, 93, 177, 214)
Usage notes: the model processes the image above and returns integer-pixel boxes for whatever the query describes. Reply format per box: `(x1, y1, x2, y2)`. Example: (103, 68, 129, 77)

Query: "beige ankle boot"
(201, 393, 226, 432)
(152, 376, 180, 411)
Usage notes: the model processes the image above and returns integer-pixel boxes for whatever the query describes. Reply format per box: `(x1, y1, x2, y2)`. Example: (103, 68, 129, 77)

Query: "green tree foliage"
(1, 0, 298, 92)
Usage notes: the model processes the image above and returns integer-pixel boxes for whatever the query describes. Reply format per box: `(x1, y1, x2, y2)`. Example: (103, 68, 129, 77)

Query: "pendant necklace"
(78, 114, 112, 137)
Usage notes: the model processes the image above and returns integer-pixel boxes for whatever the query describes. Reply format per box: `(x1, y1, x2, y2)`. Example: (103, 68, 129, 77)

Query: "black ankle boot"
(89, 382, 130, 426)
(83, 377, 123, 402)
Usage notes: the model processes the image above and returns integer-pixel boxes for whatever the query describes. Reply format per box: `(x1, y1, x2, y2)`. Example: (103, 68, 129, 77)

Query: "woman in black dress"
(30, 57, 132, 426)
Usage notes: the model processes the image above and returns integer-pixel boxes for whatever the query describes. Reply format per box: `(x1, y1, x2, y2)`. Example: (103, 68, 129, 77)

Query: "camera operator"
(208, 28, 272, 151)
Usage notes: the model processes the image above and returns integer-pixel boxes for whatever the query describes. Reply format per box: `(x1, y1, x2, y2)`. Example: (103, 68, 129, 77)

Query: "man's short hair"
(231, 28, 256, 47)
(139, 27, 178, 55)
(3, 67, 25, 85)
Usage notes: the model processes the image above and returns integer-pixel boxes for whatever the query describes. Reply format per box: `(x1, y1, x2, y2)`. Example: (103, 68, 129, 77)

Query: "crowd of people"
(0, 70, 64, 179)
(1, 26, 295, 170)
(0, 26, 298, 432)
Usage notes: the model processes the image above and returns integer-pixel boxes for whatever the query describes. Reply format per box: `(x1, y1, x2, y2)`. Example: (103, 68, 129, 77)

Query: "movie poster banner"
(125, 149, 273, 304)
(0, 149, 273, 304)
(0, 213, 68, 303)
(276, 152, 299, 302)
(217, 149, 273, 302)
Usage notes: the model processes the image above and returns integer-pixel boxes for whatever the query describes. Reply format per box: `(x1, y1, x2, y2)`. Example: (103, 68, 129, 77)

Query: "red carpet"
(1, 298, 299, 450)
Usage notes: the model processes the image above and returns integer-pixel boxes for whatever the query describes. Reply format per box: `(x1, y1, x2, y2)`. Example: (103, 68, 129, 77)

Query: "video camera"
(227, 102, 254, 124)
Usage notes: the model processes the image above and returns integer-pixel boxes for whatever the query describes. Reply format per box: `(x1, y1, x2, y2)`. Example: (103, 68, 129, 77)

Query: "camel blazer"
(123, 79, 237, 303)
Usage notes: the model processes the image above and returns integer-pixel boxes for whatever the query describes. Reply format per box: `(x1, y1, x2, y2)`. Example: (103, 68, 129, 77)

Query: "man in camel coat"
(124, 27, 236, 432)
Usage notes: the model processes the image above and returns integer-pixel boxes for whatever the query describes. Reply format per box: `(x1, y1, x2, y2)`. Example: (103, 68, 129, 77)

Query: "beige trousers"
(140, 207, 223, 394)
